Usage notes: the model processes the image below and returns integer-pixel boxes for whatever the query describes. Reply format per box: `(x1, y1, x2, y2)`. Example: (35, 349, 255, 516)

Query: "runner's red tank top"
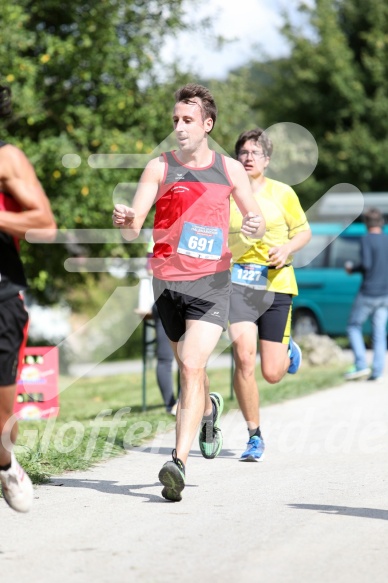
(151, 150, 233, 281)
(0, 140, 28, 300)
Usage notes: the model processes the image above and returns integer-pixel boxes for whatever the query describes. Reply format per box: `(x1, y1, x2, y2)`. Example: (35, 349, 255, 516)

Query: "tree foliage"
(0, 0, 199, 301)
(10, 0, 388, 304)
(246, 0, 388, 207)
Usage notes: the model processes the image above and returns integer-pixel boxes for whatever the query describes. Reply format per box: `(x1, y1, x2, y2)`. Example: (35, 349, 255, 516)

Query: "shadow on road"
(47, 477, 197, 504)
(289, 503, 388, 521)
(138, 445, 238, 459)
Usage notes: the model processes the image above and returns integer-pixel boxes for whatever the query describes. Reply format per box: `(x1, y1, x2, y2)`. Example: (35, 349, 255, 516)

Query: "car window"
(293, 235, 329, 268)
(328, 236, 361, 268)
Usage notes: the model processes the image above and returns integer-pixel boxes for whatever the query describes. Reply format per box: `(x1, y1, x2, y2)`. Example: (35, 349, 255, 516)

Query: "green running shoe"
(199, 392, 224, 459)
(158, 449, 185, 502)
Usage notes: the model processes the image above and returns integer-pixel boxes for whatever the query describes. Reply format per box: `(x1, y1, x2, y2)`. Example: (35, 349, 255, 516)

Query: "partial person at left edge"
(0, 84, 57, 512)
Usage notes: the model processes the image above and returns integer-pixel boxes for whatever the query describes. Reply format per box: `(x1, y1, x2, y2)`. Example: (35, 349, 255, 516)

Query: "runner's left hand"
(241, 212, 263, 239)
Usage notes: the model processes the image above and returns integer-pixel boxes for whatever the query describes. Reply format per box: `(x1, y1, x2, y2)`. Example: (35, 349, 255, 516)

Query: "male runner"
(113, 84, 265, 501)
(229, 127, 311, 461)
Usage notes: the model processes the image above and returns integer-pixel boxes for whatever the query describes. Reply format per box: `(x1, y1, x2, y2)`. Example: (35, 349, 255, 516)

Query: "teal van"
(292, 222, 388, 336)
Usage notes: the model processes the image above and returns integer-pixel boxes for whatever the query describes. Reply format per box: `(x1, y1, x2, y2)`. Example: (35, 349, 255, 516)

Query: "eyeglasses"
(238, 150, 267, 159)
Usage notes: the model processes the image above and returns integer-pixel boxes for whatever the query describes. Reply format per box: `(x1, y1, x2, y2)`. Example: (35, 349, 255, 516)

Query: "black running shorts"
(153, 271, 231, 342)
(229, 284, 292, 344)
(0, 295, 29, 386)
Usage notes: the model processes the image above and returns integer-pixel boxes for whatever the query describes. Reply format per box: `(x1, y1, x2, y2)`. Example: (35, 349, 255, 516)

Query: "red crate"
(15, 346, 59, 420)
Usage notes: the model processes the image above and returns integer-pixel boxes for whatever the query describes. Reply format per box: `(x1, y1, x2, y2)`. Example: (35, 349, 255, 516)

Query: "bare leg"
(0, 383, 34, 513)
(229, 322, 259, 430)
(0, 384, 18, 466)
(171, 320, 223, 465)
(259, 339, 290, 384)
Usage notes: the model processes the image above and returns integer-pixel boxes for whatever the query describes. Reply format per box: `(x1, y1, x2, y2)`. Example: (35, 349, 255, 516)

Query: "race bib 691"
(177, 222, 223, 260)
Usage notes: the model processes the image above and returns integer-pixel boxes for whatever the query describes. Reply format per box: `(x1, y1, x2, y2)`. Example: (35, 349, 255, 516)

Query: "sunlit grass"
(14, 361, 348, 484)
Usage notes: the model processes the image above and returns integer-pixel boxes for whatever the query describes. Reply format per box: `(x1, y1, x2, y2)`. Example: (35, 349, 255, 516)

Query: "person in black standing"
(152, 303, 179, 414)
(146, 238, 179, 414)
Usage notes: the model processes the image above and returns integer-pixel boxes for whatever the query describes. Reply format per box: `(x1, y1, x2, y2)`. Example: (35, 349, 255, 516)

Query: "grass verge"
(14, 361, 348, 484)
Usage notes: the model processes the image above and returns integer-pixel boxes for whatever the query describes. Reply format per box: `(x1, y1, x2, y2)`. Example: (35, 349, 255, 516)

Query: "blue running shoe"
(240, 435, 265, 462)
(287, 337, 302, 374)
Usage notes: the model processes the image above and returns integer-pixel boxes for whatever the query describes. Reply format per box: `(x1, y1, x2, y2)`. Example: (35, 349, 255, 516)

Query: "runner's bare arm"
(0, 145, 56, 240)
(113, 157, 164, 241)
(225, 157, 266, 239)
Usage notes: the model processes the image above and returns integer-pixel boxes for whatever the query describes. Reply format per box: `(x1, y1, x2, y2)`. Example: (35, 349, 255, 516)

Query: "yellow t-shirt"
(229, 178, 309, 295)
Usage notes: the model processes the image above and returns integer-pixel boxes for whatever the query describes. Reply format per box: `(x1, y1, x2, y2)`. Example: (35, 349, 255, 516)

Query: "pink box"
(15, 346, 59, 420)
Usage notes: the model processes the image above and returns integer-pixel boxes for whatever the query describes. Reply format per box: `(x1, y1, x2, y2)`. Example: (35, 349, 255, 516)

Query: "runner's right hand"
(112, 204, 135, 227)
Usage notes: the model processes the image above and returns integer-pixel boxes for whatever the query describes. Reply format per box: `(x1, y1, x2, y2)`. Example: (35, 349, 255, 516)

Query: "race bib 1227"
(231, 263, 269, 289)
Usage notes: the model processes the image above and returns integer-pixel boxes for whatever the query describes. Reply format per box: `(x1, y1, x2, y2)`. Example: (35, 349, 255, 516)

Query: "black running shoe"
(158, 449, 186, 502)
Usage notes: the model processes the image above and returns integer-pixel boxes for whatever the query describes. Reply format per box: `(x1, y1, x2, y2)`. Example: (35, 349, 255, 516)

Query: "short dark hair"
(174, 83, 217, 133)
(363, 207, 384, 228)
(0, 84, 12, 118)
(234, 127, 273, 158)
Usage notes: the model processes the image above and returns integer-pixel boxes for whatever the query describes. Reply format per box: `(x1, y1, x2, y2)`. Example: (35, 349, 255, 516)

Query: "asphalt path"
(1, 374, 388, 583)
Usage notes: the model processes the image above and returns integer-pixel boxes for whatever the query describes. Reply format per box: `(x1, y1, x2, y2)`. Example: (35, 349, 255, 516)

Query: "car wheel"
(292, 309, 320, 336)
